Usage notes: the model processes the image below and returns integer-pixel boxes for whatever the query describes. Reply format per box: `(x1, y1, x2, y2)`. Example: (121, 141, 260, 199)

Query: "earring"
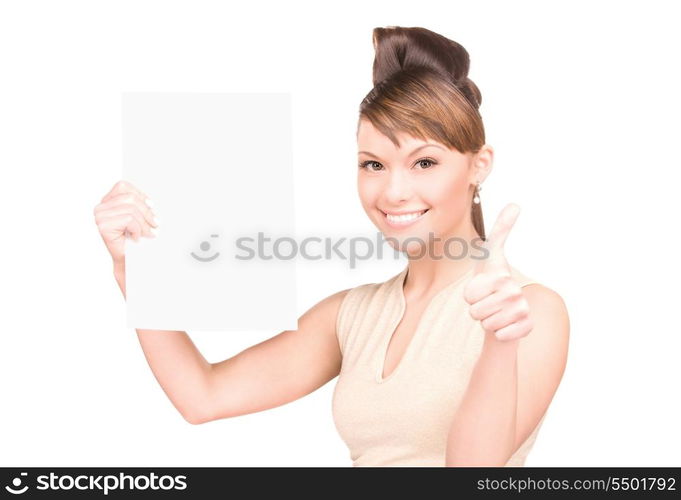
(473, 182, 482, 204)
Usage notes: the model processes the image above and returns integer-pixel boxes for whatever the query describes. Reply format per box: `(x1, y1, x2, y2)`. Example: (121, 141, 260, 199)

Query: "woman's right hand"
(93, 180, 159, 265)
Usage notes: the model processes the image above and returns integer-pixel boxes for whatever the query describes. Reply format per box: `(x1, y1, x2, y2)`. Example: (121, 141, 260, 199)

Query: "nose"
(383, 169, 413, 204)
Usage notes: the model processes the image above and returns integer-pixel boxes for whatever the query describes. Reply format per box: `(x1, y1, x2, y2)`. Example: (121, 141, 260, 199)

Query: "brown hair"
(358, 26, 487, 241)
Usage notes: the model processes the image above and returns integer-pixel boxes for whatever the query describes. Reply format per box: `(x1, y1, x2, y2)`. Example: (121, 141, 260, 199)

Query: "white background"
(1, 0, 679, 467)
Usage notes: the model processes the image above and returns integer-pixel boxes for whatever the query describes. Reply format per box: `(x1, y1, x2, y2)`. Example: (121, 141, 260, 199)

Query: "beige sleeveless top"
(332, 264, 547, 467)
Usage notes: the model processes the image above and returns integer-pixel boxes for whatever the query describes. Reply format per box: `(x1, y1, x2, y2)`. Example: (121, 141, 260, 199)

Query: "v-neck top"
(331, 264, 547, 466)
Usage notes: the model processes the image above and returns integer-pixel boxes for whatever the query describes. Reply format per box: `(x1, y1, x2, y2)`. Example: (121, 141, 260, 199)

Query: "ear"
(470, 144, 494, 184)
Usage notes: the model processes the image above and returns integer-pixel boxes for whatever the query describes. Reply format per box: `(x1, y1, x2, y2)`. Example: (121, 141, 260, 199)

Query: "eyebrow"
(358, 143, 446, 158)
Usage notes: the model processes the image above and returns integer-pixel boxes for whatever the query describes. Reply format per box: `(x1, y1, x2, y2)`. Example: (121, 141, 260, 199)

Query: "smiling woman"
(330, 25, 569, 466)
(94, 24, 568, 469)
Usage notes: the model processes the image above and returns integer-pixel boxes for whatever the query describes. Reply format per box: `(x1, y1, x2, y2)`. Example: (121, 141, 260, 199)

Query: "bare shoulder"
(297, 287, 353, 336)
(512, 282, 570, 447)
(522, 283, 570, 332)
(518, 282, 570, 376)
(305, 287, 352, 316)
(510, 264, 570, 335)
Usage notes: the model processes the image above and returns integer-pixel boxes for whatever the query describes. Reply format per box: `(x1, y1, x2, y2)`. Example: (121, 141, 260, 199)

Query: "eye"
(358, 160, 384, 172)
(358, 157, 438, 171)
(415, 157, 438, 169)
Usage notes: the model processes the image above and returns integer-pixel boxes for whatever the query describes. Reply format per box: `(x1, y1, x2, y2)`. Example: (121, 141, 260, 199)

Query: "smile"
(381, 209, 429, 228)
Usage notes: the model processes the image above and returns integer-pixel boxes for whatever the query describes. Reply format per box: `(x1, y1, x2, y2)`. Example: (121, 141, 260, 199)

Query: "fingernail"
(150, 226, 159, 236)
(145, 198, 154, 208)
(153, 216, 160, 227)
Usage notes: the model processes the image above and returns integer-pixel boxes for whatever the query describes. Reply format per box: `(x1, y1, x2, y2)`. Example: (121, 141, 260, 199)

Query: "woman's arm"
(115, 261, 348, 425)
(115, 262, 212, 423)
(445, 284, 570, 466)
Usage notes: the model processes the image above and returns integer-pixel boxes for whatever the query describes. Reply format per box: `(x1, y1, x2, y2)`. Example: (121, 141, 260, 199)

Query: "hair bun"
(371, 26, 482, 108)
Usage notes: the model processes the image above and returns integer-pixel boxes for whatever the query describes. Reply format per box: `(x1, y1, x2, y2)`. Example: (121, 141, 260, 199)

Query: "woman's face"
(357, 118, 491, 256)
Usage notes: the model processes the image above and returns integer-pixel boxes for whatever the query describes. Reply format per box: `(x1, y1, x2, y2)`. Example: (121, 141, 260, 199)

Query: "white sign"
(122, 92, 297, 332)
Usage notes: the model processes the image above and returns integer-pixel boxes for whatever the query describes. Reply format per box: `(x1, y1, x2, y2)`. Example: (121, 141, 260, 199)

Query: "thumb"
(474, 203, 521, 275)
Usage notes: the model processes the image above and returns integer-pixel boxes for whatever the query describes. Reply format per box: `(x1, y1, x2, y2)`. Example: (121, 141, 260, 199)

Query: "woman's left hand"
(463, 203, 534, 342)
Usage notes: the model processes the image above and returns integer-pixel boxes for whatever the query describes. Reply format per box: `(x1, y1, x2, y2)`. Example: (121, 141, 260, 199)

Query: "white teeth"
(386, 210, 426, 222)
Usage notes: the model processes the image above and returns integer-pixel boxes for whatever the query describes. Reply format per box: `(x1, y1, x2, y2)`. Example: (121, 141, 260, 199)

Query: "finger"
(126, 216, 143, 242)
(96, 192, 158, 228)
(484, 203, 520, 259)
(494, 316, 534, 341)
(101, 214, 144, 242)
(95, 199, 156, 236)
(474, 203, 519, 275)
(97, 206, 154, 238)
(463, 272, 511, 304)
(480, 305, 529, 333)
(468, 290, 505, 320)
(101, 180, 150, 204)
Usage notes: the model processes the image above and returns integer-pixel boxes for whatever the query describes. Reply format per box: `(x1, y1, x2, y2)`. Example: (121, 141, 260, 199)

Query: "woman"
(93, 26, 569, 467)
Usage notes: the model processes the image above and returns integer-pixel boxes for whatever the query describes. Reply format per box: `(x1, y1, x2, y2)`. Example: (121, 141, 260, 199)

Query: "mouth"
(380, 208, 429, 228)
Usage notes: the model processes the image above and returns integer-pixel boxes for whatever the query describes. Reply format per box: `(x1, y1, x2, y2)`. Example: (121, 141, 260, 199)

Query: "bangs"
(358, 69, 484, 154)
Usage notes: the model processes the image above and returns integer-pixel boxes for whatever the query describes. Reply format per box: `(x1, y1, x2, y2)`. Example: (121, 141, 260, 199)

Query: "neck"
(402, 223, 481, 299)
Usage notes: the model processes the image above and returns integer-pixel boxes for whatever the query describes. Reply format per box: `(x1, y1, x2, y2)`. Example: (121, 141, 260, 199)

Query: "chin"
(382, 230, 431, 255)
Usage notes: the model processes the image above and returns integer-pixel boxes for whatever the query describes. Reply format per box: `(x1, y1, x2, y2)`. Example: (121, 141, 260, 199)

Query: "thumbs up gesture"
(463, 203, 533, 341)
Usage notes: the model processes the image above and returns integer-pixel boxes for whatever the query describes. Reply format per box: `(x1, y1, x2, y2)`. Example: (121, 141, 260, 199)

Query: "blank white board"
(122, 92, 297, 332)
